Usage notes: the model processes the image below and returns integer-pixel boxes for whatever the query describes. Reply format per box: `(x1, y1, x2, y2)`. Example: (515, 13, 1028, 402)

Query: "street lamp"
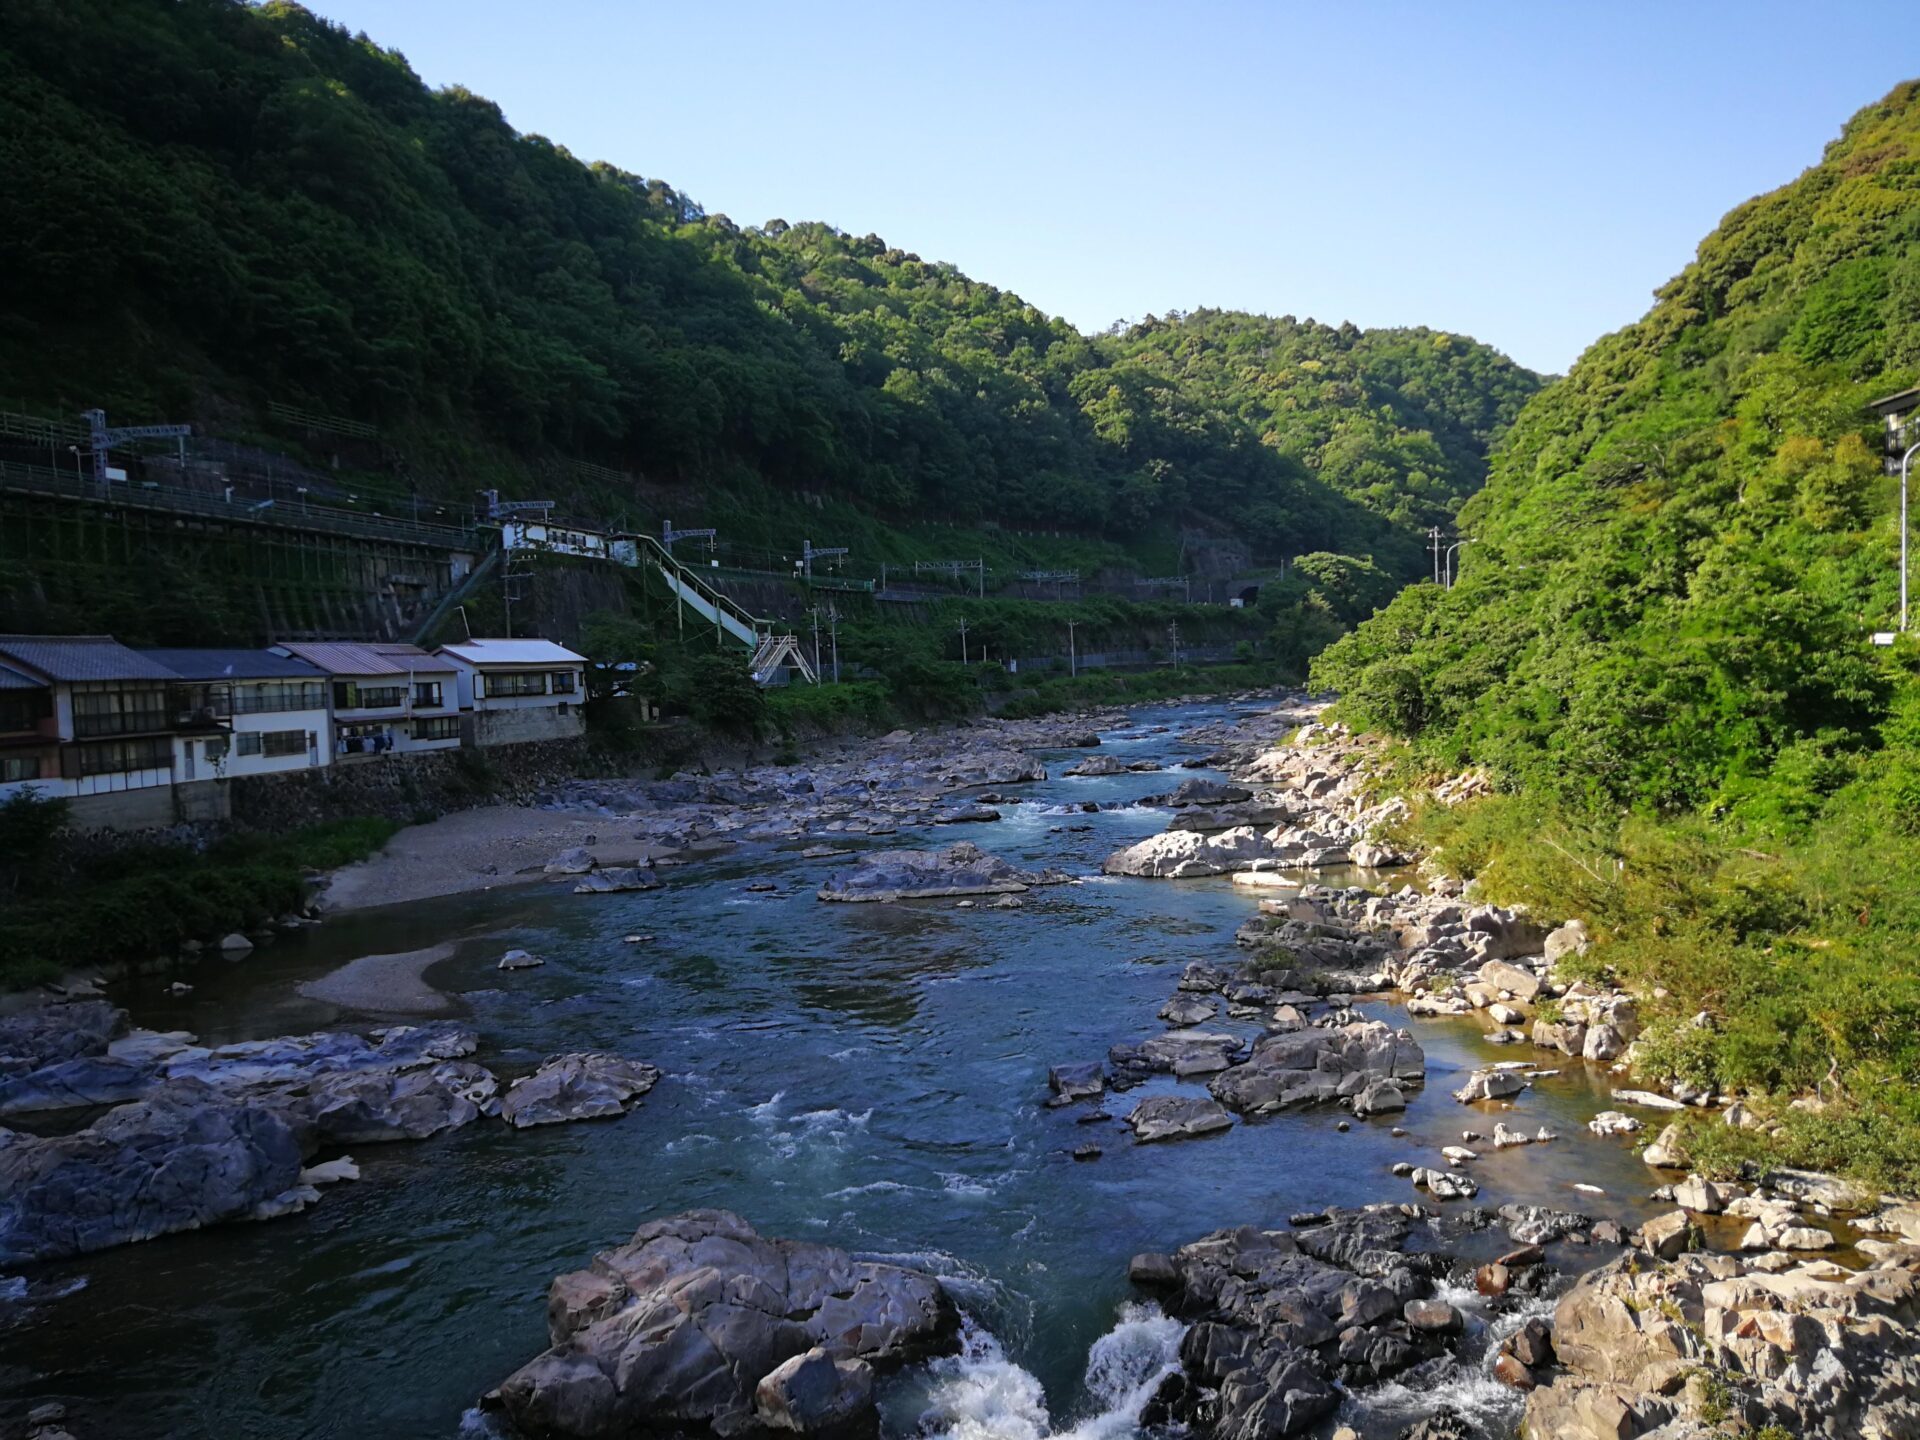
(1444, 540, 1471, 590)
(1902, 439, 1920, 633)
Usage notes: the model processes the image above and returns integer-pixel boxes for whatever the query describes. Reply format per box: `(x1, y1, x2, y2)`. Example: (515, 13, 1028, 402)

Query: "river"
(0, 699, 1664, 1439)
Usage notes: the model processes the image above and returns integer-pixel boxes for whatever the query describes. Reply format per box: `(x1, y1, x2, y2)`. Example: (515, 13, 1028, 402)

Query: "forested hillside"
(0, 0, 1536, 573)
(1317, 80, 1920, 1181)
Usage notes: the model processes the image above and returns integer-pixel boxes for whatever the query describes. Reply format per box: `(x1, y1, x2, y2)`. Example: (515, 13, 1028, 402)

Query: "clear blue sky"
(308, 1, 1914, 375)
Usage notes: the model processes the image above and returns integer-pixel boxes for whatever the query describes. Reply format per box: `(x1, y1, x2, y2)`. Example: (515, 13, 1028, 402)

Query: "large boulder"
(499, 1054, 662, 1129)
(493, 1210, 959, 1439)
(0, 1080, 306, 1264)
(753, 1348, 875, 1440)
(818, 843, 1036, 902)
(1101, 826, 1274, 878)
(544, 847, 597, 875)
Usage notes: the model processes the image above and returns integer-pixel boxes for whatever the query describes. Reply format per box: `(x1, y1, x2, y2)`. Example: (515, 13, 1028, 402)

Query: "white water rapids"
(916, 1304, 1186, 1440)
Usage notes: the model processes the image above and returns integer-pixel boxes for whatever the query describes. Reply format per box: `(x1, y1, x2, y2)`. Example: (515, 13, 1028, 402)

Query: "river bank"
(0, 692, 1903, 1440)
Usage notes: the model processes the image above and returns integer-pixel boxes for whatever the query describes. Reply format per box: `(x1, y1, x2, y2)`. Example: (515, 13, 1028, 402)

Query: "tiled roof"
(0, 635, 177, 683)
(139, 648, 328, 682)
(0, 660, 46, 692)
(438, 639, 586, 667)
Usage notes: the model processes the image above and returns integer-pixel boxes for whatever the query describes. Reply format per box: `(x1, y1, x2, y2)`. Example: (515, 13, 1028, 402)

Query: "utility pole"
(1066, 619, 1079, 678)
(811, 608, 823, 679)
(957, 618, 970, 664)
(829, 608, 840, 683)
(1427, 526, 1444, 585)
(1168, 620, 1182, 666)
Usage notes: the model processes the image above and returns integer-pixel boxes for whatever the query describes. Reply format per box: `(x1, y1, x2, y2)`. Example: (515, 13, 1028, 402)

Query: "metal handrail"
(0, 461, 482, 551)
(633, 534, 776, 638)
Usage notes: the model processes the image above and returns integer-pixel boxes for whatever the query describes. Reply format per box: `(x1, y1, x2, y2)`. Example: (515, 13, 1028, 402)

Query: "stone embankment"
(0, 999, 658, 1263)
(1088, 703, 1920, 1440)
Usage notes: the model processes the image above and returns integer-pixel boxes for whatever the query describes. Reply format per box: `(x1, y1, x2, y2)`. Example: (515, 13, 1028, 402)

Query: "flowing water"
(0, 701, 1664, 1438)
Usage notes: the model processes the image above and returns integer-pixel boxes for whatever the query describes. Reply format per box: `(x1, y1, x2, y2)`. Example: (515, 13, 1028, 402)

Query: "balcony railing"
(71, 709, 173, 739)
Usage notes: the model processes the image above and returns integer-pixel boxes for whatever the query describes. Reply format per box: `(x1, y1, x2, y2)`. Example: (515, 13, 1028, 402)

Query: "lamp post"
(1903, 440, 1920, 633)
(1444, 540, 1471, 590)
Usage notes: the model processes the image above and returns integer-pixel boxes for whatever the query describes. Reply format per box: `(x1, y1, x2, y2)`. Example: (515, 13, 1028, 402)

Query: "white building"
(437, 638, 587, 745)
(140, 648, 330, 779)
(0, 635, 221, 827)
(272, 641, 463, 759)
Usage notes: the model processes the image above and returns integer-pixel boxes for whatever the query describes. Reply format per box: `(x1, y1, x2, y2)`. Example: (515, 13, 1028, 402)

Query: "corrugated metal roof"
(0, 660, 46, 692)
(438, 638, 586, 667)
(370, 643, 455, 672)
(1869, 385, 1920, 415)
(275, 641, 454, 676)
(139, 648, 328, 681)
(0, 635, 178, 683)
(274, 642, 410, 676)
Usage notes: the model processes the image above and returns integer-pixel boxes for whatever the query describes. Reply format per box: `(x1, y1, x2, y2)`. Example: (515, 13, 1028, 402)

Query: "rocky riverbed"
(1, 693, 1910, 1440)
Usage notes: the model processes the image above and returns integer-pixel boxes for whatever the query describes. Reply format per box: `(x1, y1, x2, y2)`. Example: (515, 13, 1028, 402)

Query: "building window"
(1, 756, 38, 782)
(204, 737, 229, 763)
(413, 682, 444, 709)
(0, 692, 50, 733)
(482, 672, 547, 698)
(232, 681, 324, 715)
(70, 737, 171, 777)
(261, 730, 308, 758)
(549, 671, 577, 695)
(236, 733, 262, 757)
(413, 716, 461, 743)
(333, 681, 405, 710)
(71, 685, 169, 739)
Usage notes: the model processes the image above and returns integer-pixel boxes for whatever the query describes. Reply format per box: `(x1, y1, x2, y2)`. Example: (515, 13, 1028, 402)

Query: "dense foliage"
(1316, 81, 1920, 810)
(0, 0, 1534, 573)
(1321, 81, 1920, 1183)
(0, 794, 398, 987)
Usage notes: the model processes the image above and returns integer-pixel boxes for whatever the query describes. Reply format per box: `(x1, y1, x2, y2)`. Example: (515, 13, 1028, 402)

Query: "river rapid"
(0, 700, 1664, 1439)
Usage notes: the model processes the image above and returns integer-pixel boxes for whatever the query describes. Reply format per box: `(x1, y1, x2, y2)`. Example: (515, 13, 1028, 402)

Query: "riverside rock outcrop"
(490, 1209, 960, 1439)
(1525, 1247, 1920, 1440)
(1134, 1204, 1528, 1439)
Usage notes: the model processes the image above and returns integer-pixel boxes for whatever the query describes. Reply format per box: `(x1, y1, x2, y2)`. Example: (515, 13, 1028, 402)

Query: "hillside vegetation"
(1317, 81, 1920, 1183)
(0, 0, 1535, 578)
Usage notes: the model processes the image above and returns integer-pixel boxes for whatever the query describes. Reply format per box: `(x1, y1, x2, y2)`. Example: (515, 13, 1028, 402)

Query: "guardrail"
(0, 461, 483, 551)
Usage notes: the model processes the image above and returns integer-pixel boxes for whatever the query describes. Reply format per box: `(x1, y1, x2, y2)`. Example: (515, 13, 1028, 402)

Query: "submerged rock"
(573, 866, 658, 894)
(499, 1053, 662, 1129)
(492, 1210, 959, 1439)
(817, 842, 1037, 902)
